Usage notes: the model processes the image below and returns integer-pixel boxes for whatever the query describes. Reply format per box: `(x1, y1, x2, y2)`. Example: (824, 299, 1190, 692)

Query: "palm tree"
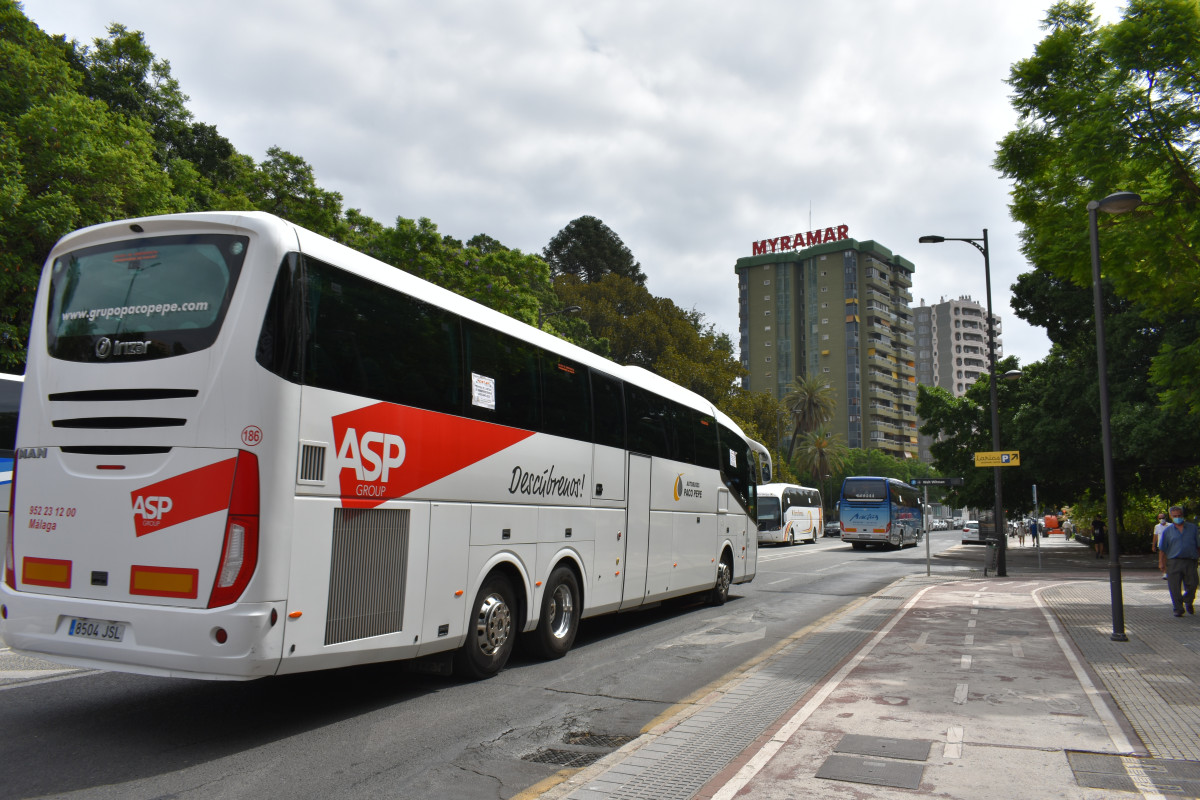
(783, 375, 837, 462)
(792, 426, 849, 488)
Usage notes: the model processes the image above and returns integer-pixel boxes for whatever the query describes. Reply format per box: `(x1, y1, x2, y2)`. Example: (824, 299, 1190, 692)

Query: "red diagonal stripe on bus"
(131, 457, 237, 537)
(332, 403, 534, 508)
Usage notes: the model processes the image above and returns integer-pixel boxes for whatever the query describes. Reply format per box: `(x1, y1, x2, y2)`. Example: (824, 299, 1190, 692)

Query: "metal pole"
(924, 485, 931, 576)
(982, 230, 1007, 576)
(1087, 202, 1127, 642)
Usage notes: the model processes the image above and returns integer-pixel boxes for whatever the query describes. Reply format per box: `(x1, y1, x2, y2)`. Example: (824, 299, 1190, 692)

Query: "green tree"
(995, 0, 1200, 413)
(782, 375, 837, 463)
(543, 216, 648, 286)
(555, 273, 745, 404)
(0, 3, 178, 369)
(792, 426, 848, 488)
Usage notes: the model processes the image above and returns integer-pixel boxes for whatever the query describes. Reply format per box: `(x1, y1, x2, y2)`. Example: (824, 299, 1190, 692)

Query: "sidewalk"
(537, 536, 1200, 799)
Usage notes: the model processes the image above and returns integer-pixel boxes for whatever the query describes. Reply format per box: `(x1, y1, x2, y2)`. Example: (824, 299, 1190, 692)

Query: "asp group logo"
(331, 403, 534, 508)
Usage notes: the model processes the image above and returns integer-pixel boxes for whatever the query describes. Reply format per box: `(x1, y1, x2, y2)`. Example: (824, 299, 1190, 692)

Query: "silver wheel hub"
(548, 584, 575, 640)
(474, 593, 512, 655)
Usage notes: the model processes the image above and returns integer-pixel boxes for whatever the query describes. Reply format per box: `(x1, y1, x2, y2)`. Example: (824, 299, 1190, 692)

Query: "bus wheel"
(455, 573, 516, 679)
(528, 566, 581, 659)
(708, 556, 732, 606)
(787, 529, 795, 546)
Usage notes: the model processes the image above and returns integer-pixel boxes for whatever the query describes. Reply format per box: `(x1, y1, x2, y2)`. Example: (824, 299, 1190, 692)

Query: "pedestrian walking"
(1160, 505, 1200, 617)
(1018, 520, 1026, 547)
(1092, 516, 1106, 558)
(1154, 513, 1171, 580)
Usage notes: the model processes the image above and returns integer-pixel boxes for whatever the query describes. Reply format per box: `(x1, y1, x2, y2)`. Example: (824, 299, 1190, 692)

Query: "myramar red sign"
(752, 225, 849, 255)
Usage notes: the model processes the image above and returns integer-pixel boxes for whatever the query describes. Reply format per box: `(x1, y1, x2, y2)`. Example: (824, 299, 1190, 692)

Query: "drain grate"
(564, 733, 636, 748)
(523, 749, 606, 768)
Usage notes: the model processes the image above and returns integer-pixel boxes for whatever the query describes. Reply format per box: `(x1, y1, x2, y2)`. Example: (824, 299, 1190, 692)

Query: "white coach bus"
(0, 212, 767, 681)
(756, 483, 822, 546)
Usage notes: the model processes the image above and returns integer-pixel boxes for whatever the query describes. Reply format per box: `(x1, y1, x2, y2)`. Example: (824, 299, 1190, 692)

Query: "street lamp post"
(538, 305, 582, 327)
(919, 230, 1006, 576)
(1088, 191, 1141, 643)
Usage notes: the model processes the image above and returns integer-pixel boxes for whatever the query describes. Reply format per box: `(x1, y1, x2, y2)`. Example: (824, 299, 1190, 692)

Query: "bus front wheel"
(527, 565, 581, 660)
(455, 573, 516, 679)
(708, 555, 732, 606)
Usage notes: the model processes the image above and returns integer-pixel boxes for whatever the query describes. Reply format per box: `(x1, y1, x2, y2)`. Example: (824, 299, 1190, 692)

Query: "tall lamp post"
(1088, 191, 1141, 643)
(919, 230, 1006, 576)
(538, 304, 581, 328)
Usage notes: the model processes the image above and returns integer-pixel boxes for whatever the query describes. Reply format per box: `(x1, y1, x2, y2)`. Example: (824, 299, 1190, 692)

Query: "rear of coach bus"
(1, 213, 297, 679)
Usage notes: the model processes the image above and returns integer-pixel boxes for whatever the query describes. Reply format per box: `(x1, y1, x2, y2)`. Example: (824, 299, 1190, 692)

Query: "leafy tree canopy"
(543, 215, 648, 286)
(554, 272, 745, 405)
(995, 0, 1200, 413)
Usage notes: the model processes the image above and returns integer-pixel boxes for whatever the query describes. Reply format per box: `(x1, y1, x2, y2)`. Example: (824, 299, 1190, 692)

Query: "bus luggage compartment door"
(619, 454, 651, 610)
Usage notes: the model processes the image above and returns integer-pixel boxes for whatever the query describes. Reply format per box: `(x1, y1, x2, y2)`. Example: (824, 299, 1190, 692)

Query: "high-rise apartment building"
(914, 296, 1004, 460)
(736, 229, 919, 460)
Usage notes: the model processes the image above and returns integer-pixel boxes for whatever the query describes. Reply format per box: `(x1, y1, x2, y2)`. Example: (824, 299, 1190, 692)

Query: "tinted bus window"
(719, 422, 755, 515)
(842, 477, 887, 502)
(591, 370, 625, 449)
(0, 374, 20, 453)
(464, 320, 541, 431)
(541, 351, 590, 441)
(47, 234, 248, 363)
(626, 384, 670, 459)
(294, 257, 463, 414)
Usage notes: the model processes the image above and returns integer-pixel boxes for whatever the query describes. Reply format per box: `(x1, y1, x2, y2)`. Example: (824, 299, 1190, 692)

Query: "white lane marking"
(1012, 642, 1025, 658)
(960, 655, 972, 669)
(945, 726, 964, 758)
(711, 586, 939, 800)
(953, 683, 968, 705)
(964, 634, 974, 646)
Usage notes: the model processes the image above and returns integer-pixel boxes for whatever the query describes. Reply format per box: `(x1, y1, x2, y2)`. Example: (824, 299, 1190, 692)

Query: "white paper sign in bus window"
(472, 373, 496, 410)
(729, 449, 737, 468)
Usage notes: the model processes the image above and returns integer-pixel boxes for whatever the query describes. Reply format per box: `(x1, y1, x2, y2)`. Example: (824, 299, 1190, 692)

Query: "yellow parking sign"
(975, 451, 1020, 467)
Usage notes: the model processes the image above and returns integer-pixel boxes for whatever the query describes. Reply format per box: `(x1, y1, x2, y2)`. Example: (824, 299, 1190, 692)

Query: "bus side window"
(541, 351, 590, 441)
(590, 370, 625, 450)
(463, 320, 541, 432)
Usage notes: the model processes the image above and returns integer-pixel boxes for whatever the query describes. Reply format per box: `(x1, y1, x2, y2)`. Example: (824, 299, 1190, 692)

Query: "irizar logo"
(133, 495, 173, 521)
(336, 428, 406, 488)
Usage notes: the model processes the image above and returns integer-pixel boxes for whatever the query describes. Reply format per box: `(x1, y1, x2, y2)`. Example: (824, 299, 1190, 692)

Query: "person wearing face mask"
(1154, 512, 1171, 580)
(1160, 505, 1200, 617)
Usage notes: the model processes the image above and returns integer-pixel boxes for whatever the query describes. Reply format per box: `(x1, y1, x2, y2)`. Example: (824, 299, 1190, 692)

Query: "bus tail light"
(4, 463, 16, 589)
(208, 451, 259, 608)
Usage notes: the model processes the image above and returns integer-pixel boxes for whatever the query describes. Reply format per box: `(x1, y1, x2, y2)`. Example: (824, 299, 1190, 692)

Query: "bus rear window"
(842, 478, 887, 502)
(46, 234, 248, 362)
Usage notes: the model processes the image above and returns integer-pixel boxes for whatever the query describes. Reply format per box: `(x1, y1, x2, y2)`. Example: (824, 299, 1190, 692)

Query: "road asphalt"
(527, 534, 1200, 800)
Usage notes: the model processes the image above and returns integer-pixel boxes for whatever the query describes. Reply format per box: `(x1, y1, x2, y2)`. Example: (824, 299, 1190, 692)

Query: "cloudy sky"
(23, 0, 1127, 365)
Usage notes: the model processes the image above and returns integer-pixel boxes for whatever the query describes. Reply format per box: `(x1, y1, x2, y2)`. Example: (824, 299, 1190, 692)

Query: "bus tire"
(708, 555, 732, 606)
(527, 565, 580, 660)
(454, 573, 516, 680)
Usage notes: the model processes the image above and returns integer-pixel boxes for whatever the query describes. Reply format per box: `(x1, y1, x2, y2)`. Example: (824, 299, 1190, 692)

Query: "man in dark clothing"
(1161, 505, 1200, 617)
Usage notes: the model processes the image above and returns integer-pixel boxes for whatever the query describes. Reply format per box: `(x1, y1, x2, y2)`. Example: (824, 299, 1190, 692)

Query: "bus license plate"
(67, 617, 125, 642)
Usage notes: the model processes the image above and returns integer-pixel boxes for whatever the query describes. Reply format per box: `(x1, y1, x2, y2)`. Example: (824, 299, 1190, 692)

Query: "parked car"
(961, 520, 984, 545)
(824, 520, 842, 537)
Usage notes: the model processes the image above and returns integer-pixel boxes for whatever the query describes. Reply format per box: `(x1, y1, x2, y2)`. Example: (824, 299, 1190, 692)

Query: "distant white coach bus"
(0, 212, 769, 680)
(756, 483, 822, 546)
